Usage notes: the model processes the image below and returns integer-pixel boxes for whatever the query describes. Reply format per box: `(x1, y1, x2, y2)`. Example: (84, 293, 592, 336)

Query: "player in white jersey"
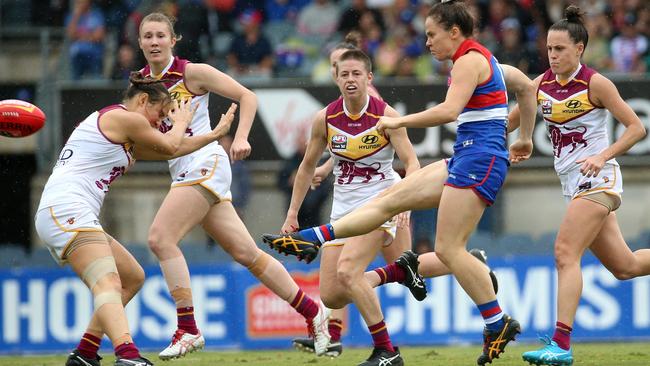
(35, 72, 236, 366)
(277, 49, 418, 366)
(138, 13, 331, 360)
(506, 6, 649, 365)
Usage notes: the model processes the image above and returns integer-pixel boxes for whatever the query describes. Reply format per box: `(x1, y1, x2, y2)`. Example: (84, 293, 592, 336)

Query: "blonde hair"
(139, 12, 183, 42)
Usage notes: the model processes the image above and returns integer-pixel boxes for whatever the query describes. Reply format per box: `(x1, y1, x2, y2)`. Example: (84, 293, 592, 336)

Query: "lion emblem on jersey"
(548, 125, 587, 157)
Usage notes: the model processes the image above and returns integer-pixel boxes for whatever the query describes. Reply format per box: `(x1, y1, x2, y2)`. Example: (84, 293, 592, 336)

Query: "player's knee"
(611, 267, 635, 281)
(123, 264, 145, 295)
(553, 239, 578, 270)
(82, 256, 121, 292)
(336, 261, 362, 288)
(320, 291, 347, 309)
(147, 228, 173, 256)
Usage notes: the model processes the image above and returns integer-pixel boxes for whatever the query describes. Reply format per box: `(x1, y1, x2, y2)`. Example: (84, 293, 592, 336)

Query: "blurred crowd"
(1, 0, 648, 81)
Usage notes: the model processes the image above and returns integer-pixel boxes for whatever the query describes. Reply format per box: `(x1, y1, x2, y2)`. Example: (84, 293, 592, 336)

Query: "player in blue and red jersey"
(264, 1, 539, 364)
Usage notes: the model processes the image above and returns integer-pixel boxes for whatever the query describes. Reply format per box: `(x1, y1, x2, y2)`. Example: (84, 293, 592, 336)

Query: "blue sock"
(297, 224, 335, 245)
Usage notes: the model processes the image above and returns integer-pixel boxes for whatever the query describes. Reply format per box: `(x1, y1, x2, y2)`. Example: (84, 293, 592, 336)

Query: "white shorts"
(34, 203, 104, 265)
(324, 174, 401, 248)
(171, 151, 232, 202)
(559, 163, 623, 202)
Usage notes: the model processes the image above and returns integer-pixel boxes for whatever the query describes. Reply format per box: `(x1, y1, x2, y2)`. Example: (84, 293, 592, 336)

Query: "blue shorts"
(444, 153, 509, 206)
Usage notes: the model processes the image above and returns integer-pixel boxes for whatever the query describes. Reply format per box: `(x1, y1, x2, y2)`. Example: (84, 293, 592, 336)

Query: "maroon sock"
(368, 320, 394, 352)
(114, 341, 140, 359)
(177, 306, 199, 334)
(290, 289, 319, 319)
(374, 263, 406, 285)
(328, 318, 343, 342)
(552, 321, 573, 350)
(77, 333, 101, 359)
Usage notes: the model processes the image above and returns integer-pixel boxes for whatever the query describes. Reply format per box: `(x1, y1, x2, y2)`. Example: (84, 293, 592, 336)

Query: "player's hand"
(168, 99, 197, 128)
(230, 135, 251, 161)
(281, 216, 300, 234)
(395, 211, 411, 229)
(212, 103, 237, 140)
(577, 153, 606, 177)
(376, 116, 401, 135)
(311, 165, 330, 190)
(509, 138, 533, 164)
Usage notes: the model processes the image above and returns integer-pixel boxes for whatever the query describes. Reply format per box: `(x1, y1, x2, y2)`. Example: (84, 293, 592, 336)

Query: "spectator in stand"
(611, 13, 648, 74)
(374, 25, 421, 77)
(338, 0, 386, 35)
(174, 0, 210, 63)
(65, 0, 106, 80)
(266, 0, 310, 23)
(495, 18, 530, 73)
(296, 0, 340, 39)
(111, 43, 137, 80)
(583, 13, 613, 72)
(227, 9, 274, 78)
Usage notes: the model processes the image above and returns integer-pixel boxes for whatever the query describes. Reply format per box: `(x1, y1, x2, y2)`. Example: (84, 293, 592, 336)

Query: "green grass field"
(4, 342, 650, 366)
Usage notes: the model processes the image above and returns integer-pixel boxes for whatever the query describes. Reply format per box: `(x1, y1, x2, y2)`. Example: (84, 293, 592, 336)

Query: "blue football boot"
(522, 336, 574, 365)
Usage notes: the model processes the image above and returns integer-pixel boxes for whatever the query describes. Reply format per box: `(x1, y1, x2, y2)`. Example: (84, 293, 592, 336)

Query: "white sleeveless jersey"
(142, 57, 226, 182)
(537, 64, 618, 175)
(326, 95, 399, 220)
(38, 105, 135, 215)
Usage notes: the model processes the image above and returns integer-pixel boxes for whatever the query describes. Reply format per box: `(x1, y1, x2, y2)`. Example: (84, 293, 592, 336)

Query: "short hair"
(336, 49, 372, 75)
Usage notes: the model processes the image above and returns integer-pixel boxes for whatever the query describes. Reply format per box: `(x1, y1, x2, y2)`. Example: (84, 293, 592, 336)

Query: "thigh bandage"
(82, 256, 118, 290)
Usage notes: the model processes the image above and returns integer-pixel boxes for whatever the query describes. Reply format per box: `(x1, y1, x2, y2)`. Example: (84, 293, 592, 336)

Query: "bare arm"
(383, 105, 420, 175)
(507, 74, 542, 133)
(185, 63, 258, 160)
(501, 65, 537, 140)
(377, 52, 484, 133)
(134, 103, 237, 160)
(577, 74, 647, 176)
(110, 99, 192, 156)
(283, 109, 329, 232)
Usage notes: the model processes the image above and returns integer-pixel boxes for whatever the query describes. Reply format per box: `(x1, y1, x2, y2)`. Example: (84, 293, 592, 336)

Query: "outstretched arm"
(283, 109, 329, 233)
(384, 105, 420, 176)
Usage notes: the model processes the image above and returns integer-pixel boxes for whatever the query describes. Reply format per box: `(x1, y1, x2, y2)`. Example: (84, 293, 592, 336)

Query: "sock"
(374, 263, 406, 285)
(114, 341, 140, 359)
(297, 224, 335, 245)
(177, 306, 199, 334)
(77, 332, 101, 359)
(329, 318, 343, 342)
(552, 321, 572, 350)
(289, 289, 319, 319)
(477, 300, 504, 331)
(368, 320, 394, 352)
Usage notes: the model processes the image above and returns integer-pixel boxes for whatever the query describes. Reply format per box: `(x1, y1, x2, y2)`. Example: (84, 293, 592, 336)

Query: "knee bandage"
(82, 256, 118, 290)
(247, 250, 271, 277)
(94, 290, 122, 311)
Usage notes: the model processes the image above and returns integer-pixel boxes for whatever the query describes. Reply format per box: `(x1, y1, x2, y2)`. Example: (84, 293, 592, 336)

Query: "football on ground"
(0, 99, 46, 137)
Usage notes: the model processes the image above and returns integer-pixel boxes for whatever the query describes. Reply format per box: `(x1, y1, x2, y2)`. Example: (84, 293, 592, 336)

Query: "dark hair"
(333, 31, 362, 52)
(549, 5, 589, 51)
(337, 49, 372, 75)
(428, 0, 474, 37)
(124, 72, 171, 105)
(139, 12, 183, 41)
